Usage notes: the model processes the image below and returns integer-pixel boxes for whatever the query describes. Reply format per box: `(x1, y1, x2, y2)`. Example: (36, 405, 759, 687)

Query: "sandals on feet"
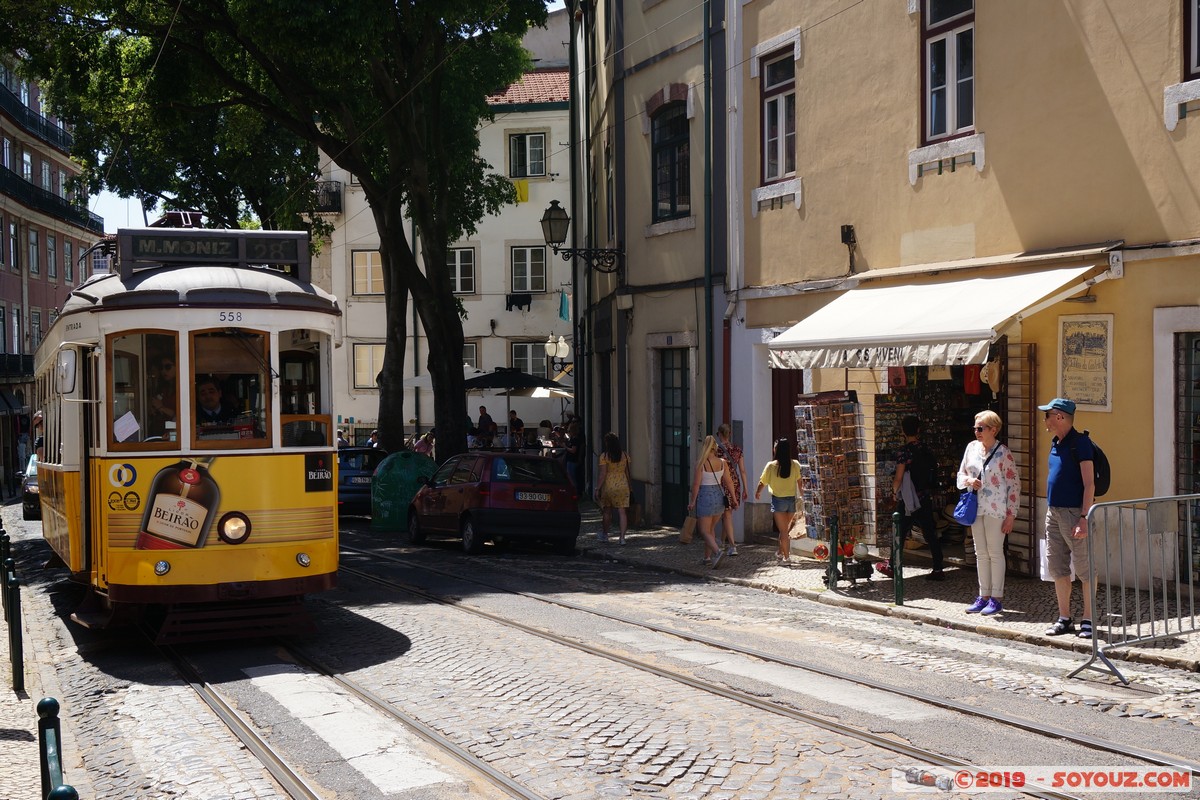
(1045, 617, 1075, 636)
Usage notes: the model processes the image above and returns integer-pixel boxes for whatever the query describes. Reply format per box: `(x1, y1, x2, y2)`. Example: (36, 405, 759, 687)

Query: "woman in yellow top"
(594, 432, 631, 544)
(755, 438, 803, 565)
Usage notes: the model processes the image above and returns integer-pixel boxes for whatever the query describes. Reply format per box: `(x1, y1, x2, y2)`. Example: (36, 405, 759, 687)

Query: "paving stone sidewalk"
(576, 503, 1200, 676)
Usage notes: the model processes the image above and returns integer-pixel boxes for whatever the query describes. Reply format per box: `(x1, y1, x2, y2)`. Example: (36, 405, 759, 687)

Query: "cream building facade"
(317, 10, 574, 444)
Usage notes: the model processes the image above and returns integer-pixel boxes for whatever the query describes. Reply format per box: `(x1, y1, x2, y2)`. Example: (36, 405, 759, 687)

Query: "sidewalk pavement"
(576, 504, 1200, 676)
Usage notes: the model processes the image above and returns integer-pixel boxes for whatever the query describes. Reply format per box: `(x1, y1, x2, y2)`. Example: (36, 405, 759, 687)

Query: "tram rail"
(341, 545, 1200, 779)
(338, 557, 1114, 800)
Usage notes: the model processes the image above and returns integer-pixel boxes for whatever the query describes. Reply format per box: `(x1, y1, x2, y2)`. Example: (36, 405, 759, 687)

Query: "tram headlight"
(217, 511, 252, 545)
(296, 552, 312, 568)
(154, 560, 171, 576)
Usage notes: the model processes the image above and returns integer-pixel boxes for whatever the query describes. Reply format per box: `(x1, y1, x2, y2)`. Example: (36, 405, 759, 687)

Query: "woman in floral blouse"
(956, 410, 1020, 616)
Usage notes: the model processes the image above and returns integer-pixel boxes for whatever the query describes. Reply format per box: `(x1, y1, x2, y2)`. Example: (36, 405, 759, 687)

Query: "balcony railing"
(0, 84, 73, 152)
(0, 355, 33, 379)
(0, 166, 103, 234)
(314, 180, 342, 214)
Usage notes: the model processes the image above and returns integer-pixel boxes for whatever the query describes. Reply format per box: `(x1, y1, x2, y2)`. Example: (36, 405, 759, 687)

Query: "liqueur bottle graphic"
(135, 458, 221, 549)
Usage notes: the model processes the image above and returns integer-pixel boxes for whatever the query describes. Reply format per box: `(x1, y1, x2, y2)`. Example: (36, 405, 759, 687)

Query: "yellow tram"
(33, 228, 341, 638)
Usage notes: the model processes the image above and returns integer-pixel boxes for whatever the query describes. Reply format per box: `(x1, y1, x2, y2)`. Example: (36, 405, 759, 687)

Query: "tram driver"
(195, 375, 235, 435)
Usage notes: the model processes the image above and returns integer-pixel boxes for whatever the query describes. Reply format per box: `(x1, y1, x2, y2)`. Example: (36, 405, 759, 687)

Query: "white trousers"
(971, 514, 1007, 598)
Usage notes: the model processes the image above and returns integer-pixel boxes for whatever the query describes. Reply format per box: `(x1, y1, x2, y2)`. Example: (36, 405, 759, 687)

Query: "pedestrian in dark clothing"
(891, 415, 944, 580)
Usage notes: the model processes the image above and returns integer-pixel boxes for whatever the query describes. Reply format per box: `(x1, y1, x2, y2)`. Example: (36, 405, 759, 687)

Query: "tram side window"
(109, 332, 178, 448)
(192, 329, 269, 446)
(280, 328, 331, 447)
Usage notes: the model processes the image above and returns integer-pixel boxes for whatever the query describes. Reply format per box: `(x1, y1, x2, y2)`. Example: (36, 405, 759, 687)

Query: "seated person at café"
(508, 410, 525, 449)
(195, 376, 235, 428)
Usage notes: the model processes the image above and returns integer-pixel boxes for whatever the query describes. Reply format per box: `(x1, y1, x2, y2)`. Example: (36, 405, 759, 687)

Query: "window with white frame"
(11, 305, 20, 354)
(64, 240, 72, 283)
(462, 341, 479, 369)
(1187, 0, 1200, 81)
(652, 103, 690, 221)
(21, 152, 32, 182)
(351, 250, 383, 295)
(8, 222, 16, 271)
(923, 0, 974, 144)
(41, 162, 51, 191)
(510, 246, 546, 293)
(31, 310, 41, 346)
(511, 341, 549, 378)
(27, 230, 38, 275)
(1, 138, 9, 169)
(352, 343, 386, 388)
(762, 51, 796, 183)
(0, 306, 5, 354)
(46, 235, 56, 279)
(509, 132, 546, 178)
(447, 248, 475, 294)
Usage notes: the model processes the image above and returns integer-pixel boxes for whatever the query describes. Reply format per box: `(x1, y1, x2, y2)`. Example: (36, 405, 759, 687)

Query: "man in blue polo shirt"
(1039, 397, 1097, 639)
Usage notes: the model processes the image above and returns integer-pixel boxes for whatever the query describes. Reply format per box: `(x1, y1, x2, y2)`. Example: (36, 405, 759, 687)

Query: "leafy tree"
(1, 0, 547, 454)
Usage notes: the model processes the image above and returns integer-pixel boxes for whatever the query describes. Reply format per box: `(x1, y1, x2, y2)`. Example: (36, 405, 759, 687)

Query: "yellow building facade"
(726, 1, 1200, 576)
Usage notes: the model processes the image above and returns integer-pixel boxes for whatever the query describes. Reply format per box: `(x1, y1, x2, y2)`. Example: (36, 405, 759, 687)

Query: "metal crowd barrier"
(38, 698, 78, 799)
(1069, 493, 1200, 684)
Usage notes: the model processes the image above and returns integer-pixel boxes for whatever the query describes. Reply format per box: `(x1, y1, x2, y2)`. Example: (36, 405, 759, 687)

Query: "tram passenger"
(149, 356, 177, 437)
(195, 376, 235, 430)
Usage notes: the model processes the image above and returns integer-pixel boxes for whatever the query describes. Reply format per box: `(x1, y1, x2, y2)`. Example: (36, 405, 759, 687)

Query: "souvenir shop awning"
(768, 265, 1097, 369)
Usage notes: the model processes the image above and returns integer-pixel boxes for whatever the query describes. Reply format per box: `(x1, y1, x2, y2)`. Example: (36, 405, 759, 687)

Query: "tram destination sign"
(117, 229, 311, 281)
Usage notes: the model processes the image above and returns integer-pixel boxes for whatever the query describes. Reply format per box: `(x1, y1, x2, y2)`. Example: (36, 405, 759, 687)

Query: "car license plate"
(516, 491, 550, 502)
(349, 476, 372, 485)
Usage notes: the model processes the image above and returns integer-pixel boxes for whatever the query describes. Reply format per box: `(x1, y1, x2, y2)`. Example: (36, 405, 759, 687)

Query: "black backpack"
(908, 444, 939, 494)
(1070, 431, 1111, 497)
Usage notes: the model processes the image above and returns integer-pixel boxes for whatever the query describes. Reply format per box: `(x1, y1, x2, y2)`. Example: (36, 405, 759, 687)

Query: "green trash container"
(371, 451, 438, 531)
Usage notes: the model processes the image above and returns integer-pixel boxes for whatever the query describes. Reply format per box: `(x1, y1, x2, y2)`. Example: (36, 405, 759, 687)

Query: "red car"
(408, 452, 580, 554)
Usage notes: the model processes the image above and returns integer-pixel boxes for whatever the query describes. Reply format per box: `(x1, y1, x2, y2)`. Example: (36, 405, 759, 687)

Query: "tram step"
(155, 598, 315, 645)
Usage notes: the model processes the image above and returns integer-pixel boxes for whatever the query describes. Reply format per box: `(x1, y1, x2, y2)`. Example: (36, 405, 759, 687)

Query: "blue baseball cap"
(1038, 397, 1076, 415)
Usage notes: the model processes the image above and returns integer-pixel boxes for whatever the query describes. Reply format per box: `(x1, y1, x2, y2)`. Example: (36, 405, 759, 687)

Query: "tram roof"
(61, 264, 340, 316)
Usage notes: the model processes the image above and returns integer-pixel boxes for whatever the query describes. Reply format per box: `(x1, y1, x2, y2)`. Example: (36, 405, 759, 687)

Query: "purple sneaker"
(965, 596, 988, 614)
(980, 598, 1003, 615)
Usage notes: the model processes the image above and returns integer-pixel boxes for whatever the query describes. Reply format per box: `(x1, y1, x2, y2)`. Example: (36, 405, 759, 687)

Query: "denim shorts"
(770, 495, 796, 514)
(694, 484, 725, 517)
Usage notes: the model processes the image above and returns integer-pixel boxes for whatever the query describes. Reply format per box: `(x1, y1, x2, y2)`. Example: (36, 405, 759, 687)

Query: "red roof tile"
(488, 67, 570, 106)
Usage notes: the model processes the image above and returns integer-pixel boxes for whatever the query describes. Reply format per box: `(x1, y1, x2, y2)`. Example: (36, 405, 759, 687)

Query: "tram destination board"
(117, 228, 311, 281)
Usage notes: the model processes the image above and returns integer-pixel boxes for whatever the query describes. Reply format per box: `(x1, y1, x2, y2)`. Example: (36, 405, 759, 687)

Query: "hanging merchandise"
(964, 364, 982, 394)
(887, 366, 907, 389)
(927, 365, 952, 380)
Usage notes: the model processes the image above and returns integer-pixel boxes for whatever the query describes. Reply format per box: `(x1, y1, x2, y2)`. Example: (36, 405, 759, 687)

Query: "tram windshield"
(192, 330, 269, 446)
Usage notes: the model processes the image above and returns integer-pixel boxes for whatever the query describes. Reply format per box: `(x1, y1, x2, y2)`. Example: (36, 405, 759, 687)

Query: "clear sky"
(89, 0, 568, 233)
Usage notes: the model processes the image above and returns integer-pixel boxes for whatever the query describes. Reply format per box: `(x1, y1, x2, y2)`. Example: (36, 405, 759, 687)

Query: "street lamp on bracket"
(540, 200, 623, 274)
(544, 334, 571, 373)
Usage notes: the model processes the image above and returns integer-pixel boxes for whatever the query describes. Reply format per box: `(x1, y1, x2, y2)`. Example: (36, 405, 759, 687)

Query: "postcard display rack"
(795, 392, 871, 547)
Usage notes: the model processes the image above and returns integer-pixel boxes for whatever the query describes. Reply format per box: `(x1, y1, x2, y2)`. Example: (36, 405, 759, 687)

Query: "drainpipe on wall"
(410, 216, 421, 433)
(702, 0, 714, 434)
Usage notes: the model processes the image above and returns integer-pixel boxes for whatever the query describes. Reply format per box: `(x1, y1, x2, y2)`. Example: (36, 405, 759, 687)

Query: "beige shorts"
(1045, 506, 1092, 582)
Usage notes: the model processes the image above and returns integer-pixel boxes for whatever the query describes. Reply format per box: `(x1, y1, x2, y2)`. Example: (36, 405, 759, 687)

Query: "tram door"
(660, 348, 690, 526)
(84, 346, 102, 583)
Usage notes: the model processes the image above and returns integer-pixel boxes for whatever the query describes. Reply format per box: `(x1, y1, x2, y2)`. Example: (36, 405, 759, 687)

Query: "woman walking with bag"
(688, 435, 736, 567)
(715, 423, 748, 556)
(956, 410, 1020, 616)
(754, 438, 803, 566)
(594, 432, 631, 544)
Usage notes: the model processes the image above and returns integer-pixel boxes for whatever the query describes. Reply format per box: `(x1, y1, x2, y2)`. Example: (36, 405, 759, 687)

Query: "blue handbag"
(953, 444, 999, 526)
(952, 490, 979, 525)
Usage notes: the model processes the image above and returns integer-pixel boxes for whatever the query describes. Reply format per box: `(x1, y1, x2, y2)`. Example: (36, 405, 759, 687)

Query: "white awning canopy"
(768, 265, 1099, 369)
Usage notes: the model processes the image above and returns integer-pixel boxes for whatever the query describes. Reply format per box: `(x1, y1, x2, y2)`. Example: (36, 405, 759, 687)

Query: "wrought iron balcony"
(0, 165, 104, 233)
(0, 84, 73, 152)
(314, 180, 342, 214)
(0, 354, 33, 379)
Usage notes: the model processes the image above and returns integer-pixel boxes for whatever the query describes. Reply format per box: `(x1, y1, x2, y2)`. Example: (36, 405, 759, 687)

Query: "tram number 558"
(219, 311, 243, 323)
